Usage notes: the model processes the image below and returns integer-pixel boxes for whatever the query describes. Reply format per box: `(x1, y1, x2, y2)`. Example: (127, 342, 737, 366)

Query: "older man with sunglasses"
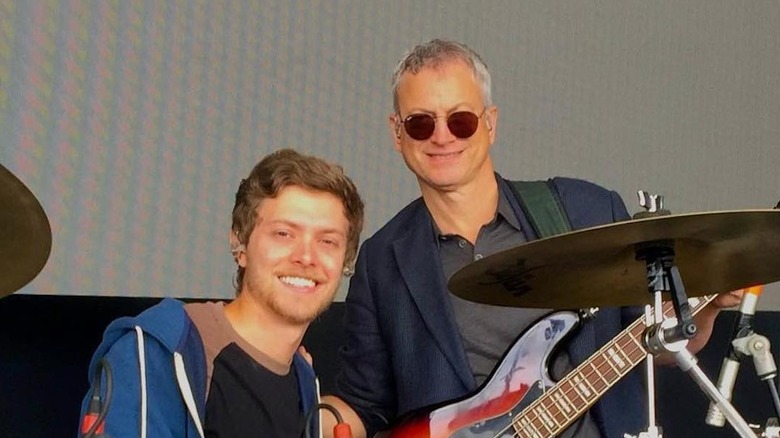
(322, 39, 740, 438)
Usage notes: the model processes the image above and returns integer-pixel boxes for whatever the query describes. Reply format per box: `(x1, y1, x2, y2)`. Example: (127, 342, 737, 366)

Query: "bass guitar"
(387, 295, 716, 437)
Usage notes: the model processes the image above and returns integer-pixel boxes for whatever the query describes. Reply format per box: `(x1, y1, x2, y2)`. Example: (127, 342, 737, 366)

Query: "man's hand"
(298, 346, 313, 366)
(684, 289, 746, 357)
(655, 289, 746, 366)
(320, 395, 367, 438)
(710, 289, 744, 310)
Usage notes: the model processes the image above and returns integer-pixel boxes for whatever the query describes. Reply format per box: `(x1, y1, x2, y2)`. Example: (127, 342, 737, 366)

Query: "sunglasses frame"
(397, 108, 488, 141)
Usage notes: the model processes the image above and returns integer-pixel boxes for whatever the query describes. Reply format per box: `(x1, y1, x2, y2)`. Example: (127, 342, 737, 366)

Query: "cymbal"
(0, 164, 52, 297)
(449, 210, 780, 309)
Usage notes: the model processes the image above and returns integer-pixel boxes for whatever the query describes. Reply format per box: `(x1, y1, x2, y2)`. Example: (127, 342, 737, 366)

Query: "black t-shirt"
(204, 343, 303, 438)
(185, 302, 308, 438)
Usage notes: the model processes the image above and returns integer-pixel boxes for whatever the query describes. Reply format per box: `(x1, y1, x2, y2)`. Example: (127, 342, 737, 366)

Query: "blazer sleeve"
(334, 240, 395, 437)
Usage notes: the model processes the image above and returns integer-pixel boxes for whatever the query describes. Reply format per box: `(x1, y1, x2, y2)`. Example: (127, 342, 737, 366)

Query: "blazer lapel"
(392, 206, 475, 390)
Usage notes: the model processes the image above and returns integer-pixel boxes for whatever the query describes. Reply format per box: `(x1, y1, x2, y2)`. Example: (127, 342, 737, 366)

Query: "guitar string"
(485, 314, 650, 438)
(508, 329, 646, 438)
(489, 296, 715, 438)
(507, 296, 715, 438)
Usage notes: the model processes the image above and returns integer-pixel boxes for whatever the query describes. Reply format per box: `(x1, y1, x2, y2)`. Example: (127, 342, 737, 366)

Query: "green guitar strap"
(507, 180, 572, 238)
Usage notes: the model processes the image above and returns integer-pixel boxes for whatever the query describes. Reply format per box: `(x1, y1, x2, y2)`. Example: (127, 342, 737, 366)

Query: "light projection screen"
(2, 1, 779, 306)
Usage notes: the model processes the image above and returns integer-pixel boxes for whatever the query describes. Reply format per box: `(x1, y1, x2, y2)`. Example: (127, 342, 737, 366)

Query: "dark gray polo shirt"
(436, 184, 601, 438)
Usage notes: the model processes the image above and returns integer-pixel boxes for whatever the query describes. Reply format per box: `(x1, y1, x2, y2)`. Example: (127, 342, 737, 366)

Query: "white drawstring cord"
(174, 352, 205, 438)
(134, 326, 147, 438)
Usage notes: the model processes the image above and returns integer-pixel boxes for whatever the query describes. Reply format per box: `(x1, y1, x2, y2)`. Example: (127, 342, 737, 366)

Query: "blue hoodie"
(78, 298, 319, 438)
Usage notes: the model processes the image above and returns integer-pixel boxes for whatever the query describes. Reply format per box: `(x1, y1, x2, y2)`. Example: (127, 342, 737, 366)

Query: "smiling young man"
(79, 149, 364, 438)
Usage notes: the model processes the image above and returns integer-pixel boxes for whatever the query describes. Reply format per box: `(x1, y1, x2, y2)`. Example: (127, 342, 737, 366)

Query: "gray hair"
(391, 39, 493, 114)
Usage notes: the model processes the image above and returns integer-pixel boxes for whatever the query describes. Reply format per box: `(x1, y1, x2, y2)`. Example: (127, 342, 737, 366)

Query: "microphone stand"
(707, 322, 780, 436)
(736, 333, 780, 437)
(705, 289, 761, 428)
(632, 240, 757, 438)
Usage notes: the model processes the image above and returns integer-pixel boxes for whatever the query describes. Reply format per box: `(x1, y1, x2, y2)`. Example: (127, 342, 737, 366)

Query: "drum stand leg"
(629, 241, 758, 438)
(628, 299, 664, 438)
(670, 348, 757, 437)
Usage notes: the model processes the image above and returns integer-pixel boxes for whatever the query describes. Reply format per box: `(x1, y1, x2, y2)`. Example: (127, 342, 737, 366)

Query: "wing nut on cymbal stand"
(633, 239, 758, 438)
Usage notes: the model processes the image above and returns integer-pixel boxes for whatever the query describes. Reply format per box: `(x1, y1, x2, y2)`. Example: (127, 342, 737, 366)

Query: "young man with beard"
(79, 149, 364, 438)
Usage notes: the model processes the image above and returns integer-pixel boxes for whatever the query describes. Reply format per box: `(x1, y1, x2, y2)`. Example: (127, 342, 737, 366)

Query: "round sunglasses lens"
(447, 112, 479, 139)
(404, 114, 435, 140)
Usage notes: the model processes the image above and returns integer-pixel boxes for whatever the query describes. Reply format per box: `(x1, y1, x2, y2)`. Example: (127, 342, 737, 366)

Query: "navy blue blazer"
(336, 175, 646, 438)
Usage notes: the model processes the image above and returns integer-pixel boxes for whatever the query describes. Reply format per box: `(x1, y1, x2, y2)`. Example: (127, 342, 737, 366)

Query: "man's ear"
(390, 114, 402, 139)
(229, 231, 246, 266)
(486, 106, 498, 142)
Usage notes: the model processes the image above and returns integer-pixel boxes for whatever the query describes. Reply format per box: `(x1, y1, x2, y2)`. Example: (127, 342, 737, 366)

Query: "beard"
(268, 289, 336, 325)
(245, 273, 340, 325)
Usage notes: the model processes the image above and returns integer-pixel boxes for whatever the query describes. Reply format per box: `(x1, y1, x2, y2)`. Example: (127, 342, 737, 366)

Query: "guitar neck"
(513, 295, 717, 437)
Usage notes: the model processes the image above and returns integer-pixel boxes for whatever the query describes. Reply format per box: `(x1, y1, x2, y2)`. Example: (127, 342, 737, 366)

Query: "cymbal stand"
(627, 300, 664, 438)
(633, 241, 757, 438)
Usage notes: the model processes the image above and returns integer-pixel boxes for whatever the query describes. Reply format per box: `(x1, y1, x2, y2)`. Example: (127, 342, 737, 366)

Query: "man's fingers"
(298, 346, 313, 365)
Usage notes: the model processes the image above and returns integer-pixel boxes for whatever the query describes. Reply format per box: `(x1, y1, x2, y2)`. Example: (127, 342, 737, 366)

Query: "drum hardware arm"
(667, 345, 757, 437)
(631, 240, 757, 438)
(636, 242, 697, 344)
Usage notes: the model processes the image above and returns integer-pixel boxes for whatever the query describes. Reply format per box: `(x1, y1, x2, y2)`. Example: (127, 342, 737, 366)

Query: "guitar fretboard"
(512, 296, 715, 437)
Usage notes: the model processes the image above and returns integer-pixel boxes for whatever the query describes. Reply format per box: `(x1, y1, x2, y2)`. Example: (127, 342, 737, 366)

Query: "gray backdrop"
(1, 1, 779, 307)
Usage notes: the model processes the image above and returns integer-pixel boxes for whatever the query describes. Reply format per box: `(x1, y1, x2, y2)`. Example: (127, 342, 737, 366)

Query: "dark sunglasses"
(398, 109, 487, 141)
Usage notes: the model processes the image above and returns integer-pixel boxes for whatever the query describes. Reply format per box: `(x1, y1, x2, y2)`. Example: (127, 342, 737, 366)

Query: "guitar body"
(386, 311, 580, 438)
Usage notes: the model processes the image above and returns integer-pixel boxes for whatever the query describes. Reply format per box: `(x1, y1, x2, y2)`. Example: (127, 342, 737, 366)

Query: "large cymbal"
(0, 164, 52, 297)
(449, 210, 780, 309)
